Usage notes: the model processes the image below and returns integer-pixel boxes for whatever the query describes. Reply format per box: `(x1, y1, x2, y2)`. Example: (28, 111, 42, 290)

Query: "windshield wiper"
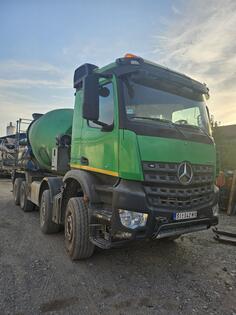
(130, 116, 171, 123)
(130, 116, 188, 139)
(175, 123, 213, 142)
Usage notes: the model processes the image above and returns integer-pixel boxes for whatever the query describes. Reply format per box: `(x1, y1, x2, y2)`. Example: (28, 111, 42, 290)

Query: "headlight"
(212, 203, 219, 216)
(118, 209, 148, 229)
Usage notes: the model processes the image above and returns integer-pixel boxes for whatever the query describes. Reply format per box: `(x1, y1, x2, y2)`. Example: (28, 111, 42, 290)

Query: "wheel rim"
(40, 198, 46, 226)
(65, 212, 73, 242)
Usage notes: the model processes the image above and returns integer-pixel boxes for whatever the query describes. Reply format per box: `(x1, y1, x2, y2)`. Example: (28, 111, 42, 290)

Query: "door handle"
(80, 156, 89, 165)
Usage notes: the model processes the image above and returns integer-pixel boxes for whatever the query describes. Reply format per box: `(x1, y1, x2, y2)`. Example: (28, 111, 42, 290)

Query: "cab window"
(88, 82, 114, 128)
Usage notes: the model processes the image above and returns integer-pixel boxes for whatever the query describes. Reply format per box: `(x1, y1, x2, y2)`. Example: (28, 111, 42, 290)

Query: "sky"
(0, 0, 235, 136)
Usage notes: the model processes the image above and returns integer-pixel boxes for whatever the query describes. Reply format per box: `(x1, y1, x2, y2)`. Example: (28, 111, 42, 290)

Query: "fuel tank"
(28, 108, 73, 171)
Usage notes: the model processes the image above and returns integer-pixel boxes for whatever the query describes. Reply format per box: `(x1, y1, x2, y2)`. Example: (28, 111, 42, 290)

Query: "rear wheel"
(40, 189, 60, 234)
(20, 181, 34, 212)
(13, 178, 23, 205)
(65, 197, 94, 260)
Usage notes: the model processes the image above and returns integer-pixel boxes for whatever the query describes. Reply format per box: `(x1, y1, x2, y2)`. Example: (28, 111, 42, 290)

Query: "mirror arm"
(91, 120, 114, 132)
(91, 120, 108, 127)
(101, 123, 114, 132)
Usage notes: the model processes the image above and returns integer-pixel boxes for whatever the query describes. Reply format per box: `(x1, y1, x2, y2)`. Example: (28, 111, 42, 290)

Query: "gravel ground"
(0, 178, 235, 315)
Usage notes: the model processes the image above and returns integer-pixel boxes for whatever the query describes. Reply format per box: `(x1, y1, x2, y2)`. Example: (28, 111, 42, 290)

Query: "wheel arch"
(63, 170, 100, 201)
(38, 176, 63, 205)
(61, 170, 101, 222)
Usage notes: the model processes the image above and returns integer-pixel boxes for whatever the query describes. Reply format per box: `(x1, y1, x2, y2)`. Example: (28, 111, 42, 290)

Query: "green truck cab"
(12, 54, 219, 260)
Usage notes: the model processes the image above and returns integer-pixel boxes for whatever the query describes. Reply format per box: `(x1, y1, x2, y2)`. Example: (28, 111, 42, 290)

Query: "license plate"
(173, 211, 197, 221)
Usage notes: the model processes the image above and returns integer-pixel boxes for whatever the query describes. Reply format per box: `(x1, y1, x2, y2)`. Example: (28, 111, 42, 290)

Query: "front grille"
(142, 162, 214, 209)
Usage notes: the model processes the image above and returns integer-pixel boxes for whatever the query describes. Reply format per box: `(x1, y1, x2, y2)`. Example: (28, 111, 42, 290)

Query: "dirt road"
(0, 179, 235, 315)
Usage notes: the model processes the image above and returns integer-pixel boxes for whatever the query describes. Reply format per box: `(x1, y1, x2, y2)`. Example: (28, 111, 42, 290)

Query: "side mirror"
(82, 74, 99, 121)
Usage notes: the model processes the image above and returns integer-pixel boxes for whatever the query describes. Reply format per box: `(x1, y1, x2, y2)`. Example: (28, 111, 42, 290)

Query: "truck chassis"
(12, 166, 218, 260)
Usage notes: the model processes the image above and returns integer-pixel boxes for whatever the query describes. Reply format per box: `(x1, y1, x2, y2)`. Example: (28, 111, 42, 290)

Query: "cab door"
(79, 77, 119, 177)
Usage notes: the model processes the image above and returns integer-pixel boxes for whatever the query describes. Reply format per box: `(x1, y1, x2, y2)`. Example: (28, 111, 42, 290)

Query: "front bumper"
(90, 179, 219, 248)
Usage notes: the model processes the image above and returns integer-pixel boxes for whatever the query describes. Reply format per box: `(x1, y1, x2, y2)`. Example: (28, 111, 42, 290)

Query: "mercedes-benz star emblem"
(178, 162, 193, 185)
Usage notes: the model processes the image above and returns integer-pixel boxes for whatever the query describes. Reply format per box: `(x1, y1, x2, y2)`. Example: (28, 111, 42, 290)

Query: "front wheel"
(65, 197, 94, 260)
(40, 189, 60, 234)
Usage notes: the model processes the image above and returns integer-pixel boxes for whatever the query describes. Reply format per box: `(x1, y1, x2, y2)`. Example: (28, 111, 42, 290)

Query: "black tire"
(65, 197, 94, 260)
(13, 178, 23, 205)
(40, 189, 60, 234)
(20, 181, 34, 212)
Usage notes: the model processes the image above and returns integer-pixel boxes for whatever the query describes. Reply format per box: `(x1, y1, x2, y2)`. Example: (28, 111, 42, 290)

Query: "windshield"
(122, 73, 211, 134)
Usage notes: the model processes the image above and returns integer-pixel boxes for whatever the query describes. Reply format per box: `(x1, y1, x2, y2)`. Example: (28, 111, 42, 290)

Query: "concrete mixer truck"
(12, 54, 219, 260)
